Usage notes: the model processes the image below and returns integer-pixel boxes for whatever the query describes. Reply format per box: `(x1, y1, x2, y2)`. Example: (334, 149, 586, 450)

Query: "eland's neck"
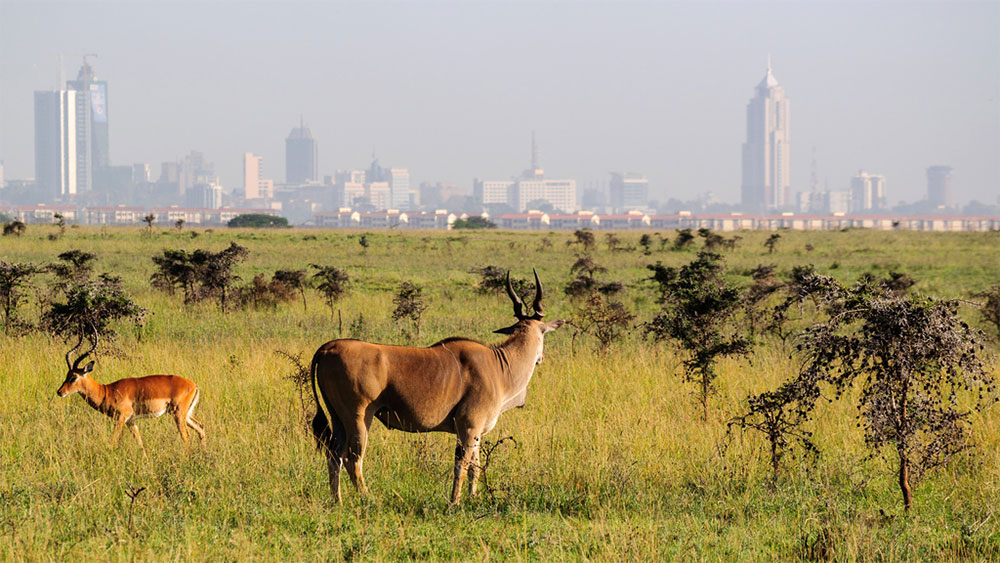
(495, 331, 541, 396)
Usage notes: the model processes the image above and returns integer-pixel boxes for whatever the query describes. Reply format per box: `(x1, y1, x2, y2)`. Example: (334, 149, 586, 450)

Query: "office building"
(243, 153, 264, 199)
(58, 58, 111, 193)
(609, 172, 649, 212)
(741, 59, 791, 210)
(850, 171, 886, 212)
(927, 166, 953, 207)
(34, 89, 79, 198)
(286, 120, 318, 184)
(388, 168, 411, 210)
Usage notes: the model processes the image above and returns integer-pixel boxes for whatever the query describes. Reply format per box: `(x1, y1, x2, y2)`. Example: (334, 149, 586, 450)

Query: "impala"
(311, 269, 563, 504)
(57, 332, 205, 448)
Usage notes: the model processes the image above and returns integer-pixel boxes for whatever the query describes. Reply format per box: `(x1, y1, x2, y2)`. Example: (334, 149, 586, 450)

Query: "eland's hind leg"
(343, 409, 374, 496)
(312, 408, 347, 502)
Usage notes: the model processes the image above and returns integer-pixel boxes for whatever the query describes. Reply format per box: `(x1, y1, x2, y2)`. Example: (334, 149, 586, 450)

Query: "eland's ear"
(82, 361, 95, 374)
(493, 323, 518, 335)
(542, 320, 565, 334)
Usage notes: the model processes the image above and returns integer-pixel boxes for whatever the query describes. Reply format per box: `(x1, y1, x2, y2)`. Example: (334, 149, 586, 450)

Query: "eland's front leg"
(450, 427, 481, 505)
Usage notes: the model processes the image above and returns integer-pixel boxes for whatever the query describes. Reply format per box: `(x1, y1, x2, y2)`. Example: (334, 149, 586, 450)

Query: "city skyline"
(1, 1, 998, 207)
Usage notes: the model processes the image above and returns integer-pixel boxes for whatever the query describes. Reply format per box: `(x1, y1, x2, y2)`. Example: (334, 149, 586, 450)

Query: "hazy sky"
(2, 0, 998, 205)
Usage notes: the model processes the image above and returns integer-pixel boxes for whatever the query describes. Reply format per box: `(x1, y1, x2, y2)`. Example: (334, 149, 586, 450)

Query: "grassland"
(1, 226, 998, 561)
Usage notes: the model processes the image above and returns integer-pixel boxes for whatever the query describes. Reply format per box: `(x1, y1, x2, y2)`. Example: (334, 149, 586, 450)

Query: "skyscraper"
(927, 166, 953, 208)
(609, 172, 649, 212)
(850, 171, 886, 212)
(243, 153, 264, 199)
(34, 89, 79, 198)
(65, 58, 110, 192)
(741, 59, 791, 211)
(286, 119, 318, 184)
(388, 168, 411, 211)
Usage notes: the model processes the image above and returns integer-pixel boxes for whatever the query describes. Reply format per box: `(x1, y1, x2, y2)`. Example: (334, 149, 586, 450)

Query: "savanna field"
(1, 225, 998, 561)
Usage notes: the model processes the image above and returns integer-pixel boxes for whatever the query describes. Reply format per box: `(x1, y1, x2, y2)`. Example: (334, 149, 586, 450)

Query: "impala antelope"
(57, 333, 205, 448)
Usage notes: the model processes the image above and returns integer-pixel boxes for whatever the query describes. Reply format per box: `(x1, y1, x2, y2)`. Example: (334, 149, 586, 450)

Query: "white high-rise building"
(741, 60, 791, 211)
(609, 172, 649, 212)
(243, 153, 263, 199)
(850, 171, 886, 212)
(34, 90, 80, 198)
(474, 180, 516, 206)
(388, 168, 410, 210)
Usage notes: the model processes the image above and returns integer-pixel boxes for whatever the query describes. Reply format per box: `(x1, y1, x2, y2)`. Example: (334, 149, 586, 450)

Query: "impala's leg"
(174, 409, 191, 446)
(127, 421, 144, 449)
(343, 410, 373, 496)
(184, 390, 206, 445)
(451, 426, 481, 505)
(110, 410, 132, 448)
(186, 417, 206, 443)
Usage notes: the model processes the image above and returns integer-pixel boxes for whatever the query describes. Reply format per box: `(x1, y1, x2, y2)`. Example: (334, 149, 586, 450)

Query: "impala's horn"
(505, 271, 526, 320)
(72, 324, 99, 371)
(65, 333, 83, 371)
(530, 268, 544, 319)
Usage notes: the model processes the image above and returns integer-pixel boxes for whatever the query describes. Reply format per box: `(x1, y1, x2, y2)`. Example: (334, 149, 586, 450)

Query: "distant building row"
(2, 204, 278, 226)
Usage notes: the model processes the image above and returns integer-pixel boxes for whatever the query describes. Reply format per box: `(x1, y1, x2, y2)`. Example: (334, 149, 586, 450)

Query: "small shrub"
(392, 281, 427, 339)
(764, 233, 781, 254)
(311, 264, 350, 318)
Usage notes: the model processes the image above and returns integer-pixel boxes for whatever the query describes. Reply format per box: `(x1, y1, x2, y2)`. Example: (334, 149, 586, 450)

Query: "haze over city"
(1, 0, 998, 219)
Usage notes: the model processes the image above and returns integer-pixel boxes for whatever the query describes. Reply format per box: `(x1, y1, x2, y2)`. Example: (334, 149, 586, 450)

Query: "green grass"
(1, 226, 998, 560)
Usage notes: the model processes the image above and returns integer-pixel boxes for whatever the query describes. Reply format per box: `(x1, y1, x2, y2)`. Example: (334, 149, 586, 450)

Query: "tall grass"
(1, 226, 998, 559)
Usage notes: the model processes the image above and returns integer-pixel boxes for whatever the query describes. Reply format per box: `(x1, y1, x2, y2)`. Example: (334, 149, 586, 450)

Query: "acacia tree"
(199, 242, 249, 312)
(568, 230, 596, 252)
(673, 228, 695, 250)
(729, 377, 820, 482)
(470, 265, 531, 302)
(54, 213, 67, 238)
(563, 255, 623, 299)
(3, 220, 27, 237)
(973, 285, 1000, 341)
(646, 251, 751, 420)
(273, 269, 309, 312)
(392, 280, 427, 339)
(49, 250, 97, 285)
(42, 276, 146, 347)
(311, 264, 350, 318)
(793, 285, 995, 512)
(149, 243, 249, 310)
(150, 249, 200, 303)
(764, 233, 781, 254)
(143, 214, 156, 236)
(0, 261, 41, 334)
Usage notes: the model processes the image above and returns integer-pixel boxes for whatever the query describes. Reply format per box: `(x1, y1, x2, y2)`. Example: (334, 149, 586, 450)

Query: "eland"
(310, 270, 563, 504)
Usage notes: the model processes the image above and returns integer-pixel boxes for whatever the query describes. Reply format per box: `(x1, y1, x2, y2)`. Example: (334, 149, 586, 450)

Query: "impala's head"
(57, 333, 96, 398)
(494, 269, 564, 364)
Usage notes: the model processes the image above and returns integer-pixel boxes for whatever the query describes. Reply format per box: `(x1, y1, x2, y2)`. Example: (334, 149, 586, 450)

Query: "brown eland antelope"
(311, 269, 563, 504)
(57, 332, 205, 449)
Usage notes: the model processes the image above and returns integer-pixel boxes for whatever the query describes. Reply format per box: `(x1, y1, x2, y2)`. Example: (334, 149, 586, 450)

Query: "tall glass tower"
(741, 60, 791, 211)
(65, 57, 110, 193)
(286, 119, 318, 184)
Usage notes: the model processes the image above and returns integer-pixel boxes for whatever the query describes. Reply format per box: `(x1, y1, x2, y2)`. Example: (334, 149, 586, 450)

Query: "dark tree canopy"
(42, 276, 146, 344)
(311, 264, 350, 317)
(227, 214, 290, 228)
(452, 216, 497, 229)
(392, 280, 427, 338)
